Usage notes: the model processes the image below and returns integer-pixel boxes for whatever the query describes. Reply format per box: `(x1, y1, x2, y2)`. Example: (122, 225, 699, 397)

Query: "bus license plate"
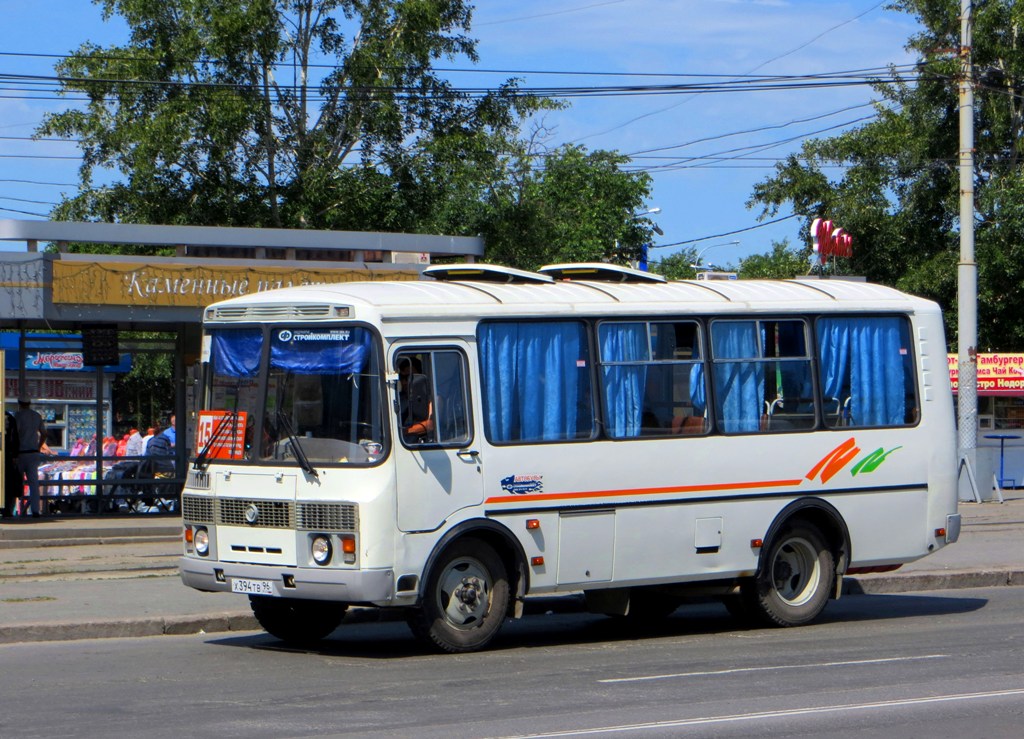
(231, 578, 275, 596)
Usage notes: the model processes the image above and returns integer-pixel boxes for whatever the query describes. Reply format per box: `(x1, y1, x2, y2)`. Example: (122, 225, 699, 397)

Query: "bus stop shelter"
(0, 219, 483, 514)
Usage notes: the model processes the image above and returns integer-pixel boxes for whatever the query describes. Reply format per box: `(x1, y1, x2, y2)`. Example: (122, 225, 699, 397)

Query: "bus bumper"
(179, 557, 395, 604)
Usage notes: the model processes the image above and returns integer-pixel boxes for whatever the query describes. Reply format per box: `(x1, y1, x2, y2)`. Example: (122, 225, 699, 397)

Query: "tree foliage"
(40, 0, 655, 266)
(481, 146, 653, 271)
(748, 0, 1024, 350)
(738, 241, 810, 279)
(649, 248, 700, 280)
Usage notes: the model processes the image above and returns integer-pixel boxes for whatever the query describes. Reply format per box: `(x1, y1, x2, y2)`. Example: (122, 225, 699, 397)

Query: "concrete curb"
(0, 535, 181, 550)
(843, 569, 1024, 594)
(0, 612, 258, 645)
(2, 570, 1022, 646)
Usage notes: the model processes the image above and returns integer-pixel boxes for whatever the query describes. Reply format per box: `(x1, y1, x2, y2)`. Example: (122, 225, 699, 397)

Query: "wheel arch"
(420, 519, 529, 617)
(758, 498, 851, 596)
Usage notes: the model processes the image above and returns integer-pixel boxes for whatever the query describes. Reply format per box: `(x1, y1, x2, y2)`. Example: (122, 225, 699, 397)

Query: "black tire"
(741, 523, 835, 627)
(407, 538, 509, 653)
(249, 596, 347, 646)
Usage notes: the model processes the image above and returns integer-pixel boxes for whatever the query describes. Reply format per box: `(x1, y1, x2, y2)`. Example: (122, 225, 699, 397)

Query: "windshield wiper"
(276, 411, 319, 481)
(193, 410, 238, 471)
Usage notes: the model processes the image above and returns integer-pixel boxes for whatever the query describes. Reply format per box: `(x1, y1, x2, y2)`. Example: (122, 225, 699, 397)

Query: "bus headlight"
(311, 535, 332, 566)
(194, 527, 210, 557)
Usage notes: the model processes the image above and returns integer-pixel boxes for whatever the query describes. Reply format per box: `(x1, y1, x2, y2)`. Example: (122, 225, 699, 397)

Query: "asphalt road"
(1, 585, 1022, 738)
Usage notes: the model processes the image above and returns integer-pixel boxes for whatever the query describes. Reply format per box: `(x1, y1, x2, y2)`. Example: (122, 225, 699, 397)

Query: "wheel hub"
(456, 577, 483, 609)
(774, 560, 794, 583)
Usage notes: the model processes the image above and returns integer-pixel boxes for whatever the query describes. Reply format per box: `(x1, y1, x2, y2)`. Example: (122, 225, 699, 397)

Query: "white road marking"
(504, 687, 1024, 737)
(598, 653, 948, 683)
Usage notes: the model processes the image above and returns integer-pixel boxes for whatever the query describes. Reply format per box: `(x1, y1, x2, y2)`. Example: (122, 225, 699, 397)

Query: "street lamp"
(632, 207, 662, 271)
(691, 240, 740, 272)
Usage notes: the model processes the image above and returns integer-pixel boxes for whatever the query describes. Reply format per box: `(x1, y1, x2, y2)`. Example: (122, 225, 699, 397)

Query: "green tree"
(481, 145, 654, 270)
(648, 248, 700, 280)
(41, 0, 537, 233)
(748, 0, 1024, 350)
(41, 0, 655, 267)
(738, 241, 810, 279)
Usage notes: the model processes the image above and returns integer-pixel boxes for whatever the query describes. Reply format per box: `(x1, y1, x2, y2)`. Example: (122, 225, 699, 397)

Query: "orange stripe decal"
(485, 478, 805, 505)
(805, 437, 860, 484)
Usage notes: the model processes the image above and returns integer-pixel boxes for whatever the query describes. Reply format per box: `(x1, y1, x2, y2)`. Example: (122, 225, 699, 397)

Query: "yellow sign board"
(52, 262, 419, 308)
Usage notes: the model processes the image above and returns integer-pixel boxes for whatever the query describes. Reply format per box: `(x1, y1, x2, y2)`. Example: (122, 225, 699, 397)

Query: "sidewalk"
(1, 498, 1022, 645)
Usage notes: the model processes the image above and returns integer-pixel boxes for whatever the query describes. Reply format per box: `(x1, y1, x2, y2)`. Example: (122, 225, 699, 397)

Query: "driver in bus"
(397, 356, 433, 443)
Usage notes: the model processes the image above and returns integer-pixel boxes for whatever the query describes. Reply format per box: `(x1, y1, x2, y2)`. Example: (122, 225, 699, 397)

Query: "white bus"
(179, 263, 960, 653)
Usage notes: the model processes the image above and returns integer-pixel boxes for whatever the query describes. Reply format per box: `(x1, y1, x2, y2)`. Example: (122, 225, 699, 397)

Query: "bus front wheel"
(741, 523, 834, 627)
(407, 538, 510, 653)
(249, 596, 347, 646)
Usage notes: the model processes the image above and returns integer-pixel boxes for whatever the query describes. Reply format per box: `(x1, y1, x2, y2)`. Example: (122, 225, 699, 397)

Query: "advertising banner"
(948, 353, 1024, 396)
(52, 262, 419, 308)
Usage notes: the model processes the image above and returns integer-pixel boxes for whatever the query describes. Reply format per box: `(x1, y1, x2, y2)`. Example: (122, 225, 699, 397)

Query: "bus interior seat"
(672, 415, 706, 435)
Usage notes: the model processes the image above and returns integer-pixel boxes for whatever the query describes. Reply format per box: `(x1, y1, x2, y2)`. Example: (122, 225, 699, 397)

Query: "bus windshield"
(203, 325, 386, 466)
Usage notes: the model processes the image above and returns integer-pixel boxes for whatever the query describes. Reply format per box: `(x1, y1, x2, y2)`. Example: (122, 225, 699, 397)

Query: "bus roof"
(204, 268, 935, 324)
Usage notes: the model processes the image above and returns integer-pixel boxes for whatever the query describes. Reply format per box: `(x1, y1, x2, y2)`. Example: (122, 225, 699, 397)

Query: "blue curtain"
(211, 329, 263, 378)
(599, 323, 648, 438)
(270, 328, 371, 375)
(816, 318, 905, 426)
(711, 321, 765, 433)
(479, 322, 592, 442)
(690, 363, 706, 414)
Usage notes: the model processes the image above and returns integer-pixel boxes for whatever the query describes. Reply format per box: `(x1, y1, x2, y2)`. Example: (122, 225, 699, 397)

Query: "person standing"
(163, 414, 176, 449)
(2, 409, 21, 517)
(140, 427, 156, 455)
(14, 397, 46, 518)
(125, 427, 143, 457)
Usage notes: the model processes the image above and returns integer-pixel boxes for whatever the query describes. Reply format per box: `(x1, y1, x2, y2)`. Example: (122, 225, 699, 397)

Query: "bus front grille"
(218, 499, 294, 528)
(297, 503, 358, 532)
(182, 494, 214, 523)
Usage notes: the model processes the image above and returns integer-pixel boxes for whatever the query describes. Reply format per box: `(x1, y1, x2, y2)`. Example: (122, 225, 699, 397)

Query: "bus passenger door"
(393, 345, 482, 532)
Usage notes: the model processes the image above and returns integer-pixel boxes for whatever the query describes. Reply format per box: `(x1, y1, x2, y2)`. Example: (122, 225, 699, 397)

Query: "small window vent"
(207, 304, 334, 321)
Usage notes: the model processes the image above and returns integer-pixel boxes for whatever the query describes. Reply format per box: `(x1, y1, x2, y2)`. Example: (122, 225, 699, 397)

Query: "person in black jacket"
(2, 410, 21, 517)
(14, 397, 46, 517)
(397, 357, 433, 443)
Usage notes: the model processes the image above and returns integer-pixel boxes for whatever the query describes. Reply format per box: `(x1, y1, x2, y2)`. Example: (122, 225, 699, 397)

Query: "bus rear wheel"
(407, 538, 509, 653)
(740, 523, 834, 627)
(249, 596, 347, 646)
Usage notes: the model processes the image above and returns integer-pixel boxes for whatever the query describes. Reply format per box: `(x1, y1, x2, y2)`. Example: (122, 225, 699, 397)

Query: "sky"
(0, 0, 922, 265)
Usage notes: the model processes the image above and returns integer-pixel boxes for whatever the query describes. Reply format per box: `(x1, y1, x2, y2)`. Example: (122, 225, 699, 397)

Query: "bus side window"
(396, 350, 471, 447)
(598, 320, 706, 439)
(815, 316, 917, 428)
(433, 351, 471, 445)
(710, 318, 815, 434)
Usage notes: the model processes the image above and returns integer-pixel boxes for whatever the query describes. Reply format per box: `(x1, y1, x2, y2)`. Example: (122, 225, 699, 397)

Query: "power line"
(0, 49, 916, 80)
(0, 205, 48, 217)
(627, 102, 877, 157)
(653, 214, 803, 249)
(0, 178, 78, 186)
(0, 195, 59, 206)
(0, 153, 82, 160)
(569, 0, 902, 143)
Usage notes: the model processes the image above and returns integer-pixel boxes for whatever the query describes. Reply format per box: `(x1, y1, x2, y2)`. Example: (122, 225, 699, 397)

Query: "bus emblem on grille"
(244, 503, 260, 524)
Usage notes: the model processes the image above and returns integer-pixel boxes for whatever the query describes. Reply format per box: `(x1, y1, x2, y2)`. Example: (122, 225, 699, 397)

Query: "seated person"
(397, 357, 433, 443)
(142, 426, 175, 474)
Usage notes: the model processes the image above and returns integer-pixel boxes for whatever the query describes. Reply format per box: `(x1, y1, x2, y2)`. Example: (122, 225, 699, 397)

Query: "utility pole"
(958, 0, 979, 499)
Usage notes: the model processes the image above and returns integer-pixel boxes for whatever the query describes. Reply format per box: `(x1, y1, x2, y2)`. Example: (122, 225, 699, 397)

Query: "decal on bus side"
(486, 436, 904, 504)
